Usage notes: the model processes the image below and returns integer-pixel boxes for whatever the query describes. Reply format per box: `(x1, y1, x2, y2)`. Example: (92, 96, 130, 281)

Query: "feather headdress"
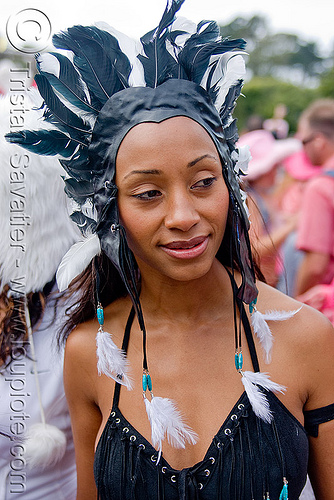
(5, 0, 293, 456)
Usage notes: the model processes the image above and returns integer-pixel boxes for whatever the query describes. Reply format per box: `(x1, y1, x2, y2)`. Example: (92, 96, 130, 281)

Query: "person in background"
(238, 129, 300, 286)
(294, 99, 334, 296)
(276, 150, 320, 296)
(0, 94, 78, 499)
(263, 103, 289, 139)
(298, 278, 334, 326)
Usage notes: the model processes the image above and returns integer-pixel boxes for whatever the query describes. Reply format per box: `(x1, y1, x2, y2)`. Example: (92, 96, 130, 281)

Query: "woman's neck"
(138, 260, 233, 323)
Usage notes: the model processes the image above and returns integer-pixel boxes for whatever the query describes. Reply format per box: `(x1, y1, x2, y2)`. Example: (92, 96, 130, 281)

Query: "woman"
(6, 1, 334, 499)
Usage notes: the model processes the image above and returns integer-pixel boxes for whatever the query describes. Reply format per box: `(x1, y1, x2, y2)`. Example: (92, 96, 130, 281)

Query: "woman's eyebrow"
(123, 169, 161, 179)
(123, 154, 218, 179)
(187, 154, 219, 167)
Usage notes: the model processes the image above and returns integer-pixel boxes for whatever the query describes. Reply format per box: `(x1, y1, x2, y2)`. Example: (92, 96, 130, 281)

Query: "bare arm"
(302, 314, 334, 498)
(64, 326, 102, 500)
(294, 251, 330, 296)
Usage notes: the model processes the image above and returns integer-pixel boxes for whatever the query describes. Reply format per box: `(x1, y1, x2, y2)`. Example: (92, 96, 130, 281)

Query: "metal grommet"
(217, 442, 221, 449)
(237, 404, 245, 410)
(224, 428, 231, 435)
(170, 475, 177, 483)
(198, 483, 203, 490)
(151, 455, 157, 463)
(115, 418, 121, 424)
(231, 414, 238, 421)
(161, 466, 167, 474)
(104, 180, 111, 188)
(204, 469, 210, 476)
(130, 435, 136, 442)
(209, 457, 215, 464)
(123, 427, 129, 433)
(138, 443, 145, 449)
(111, 411, 116, 417)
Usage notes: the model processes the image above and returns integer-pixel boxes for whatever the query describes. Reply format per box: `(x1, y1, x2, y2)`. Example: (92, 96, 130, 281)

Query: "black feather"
(64, 177, 95, 205)
(70, 211, 97, 235)
(5, 130, 79, 157)
(137, 0, 185, 87)
(60, 152, 99, 181)
(179, 20, 246, 84)
(35, 74, 91, 142)
(219, 80, 243, 126)
(53, 25, 131, 105)
(36, 52, 99, 114)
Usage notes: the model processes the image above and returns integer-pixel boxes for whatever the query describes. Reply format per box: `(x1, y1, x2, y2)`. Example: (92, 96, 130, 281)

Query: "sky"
(1, 0, 333, 56)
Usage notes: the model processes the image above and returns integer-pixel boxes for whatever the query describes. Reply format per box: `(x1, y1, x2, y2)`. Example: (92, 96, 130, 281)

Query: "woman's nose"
(164, 193, 201, 231)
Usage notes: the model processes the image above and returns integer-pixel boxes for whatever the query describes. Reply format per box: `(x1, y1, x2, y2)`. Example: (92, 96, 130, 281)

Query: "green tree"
(220, 15, 325, 84)
(234, 77, 319, 134)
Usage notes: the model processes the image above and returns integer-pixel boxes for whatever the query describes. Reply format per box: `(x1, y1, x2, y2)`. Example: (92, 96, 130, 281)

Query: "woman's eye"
(134, 189, 162, 200)
(192, 177, 217, 189)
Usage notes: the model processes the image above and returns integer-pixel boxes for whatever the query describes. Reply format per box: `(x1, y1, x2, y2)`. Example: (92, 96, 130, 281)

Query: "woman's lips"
(160, 236, 209, 259)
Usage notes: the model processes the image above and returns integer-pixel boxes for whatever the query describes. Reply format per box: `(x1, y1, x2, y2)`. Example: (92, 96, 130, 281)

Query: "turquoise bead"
(97, 306, 104, 325)
(279, 484, 288, 500)
(235, 353, 240, 370)
(234, 352, 243, 371)
(142, 373, 148, 392)
(147, 373, 152, 391)
(249, 298, 257, 314)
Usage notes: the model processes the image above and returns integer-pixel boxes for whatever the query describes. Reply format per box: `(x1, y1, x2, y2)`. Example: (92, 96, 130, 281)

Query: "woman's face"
(116, 116, 229, 283)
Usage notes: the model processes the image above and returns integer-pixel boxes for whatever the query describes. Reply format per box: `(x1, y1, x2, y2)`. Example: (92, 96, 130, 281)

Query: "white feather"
(0, 94, 80, 296)
(95, 22, 146, 87)
(144, 396, 197, 455)
(232, 145, 251, 175)
(200, 51, 246, 112)
(241, 371, 286, 424)
(251, 310, 274, 363)
(260, 307, 302, 322)
(169, 16, 197, 50)
(96, 328, 132, 389)
(251, 307, 302, 363)
(36, 53, 61, 77)
(24, 423, 67, 469)
(214, 53, 246, 112)
(56, 233, 101, 291)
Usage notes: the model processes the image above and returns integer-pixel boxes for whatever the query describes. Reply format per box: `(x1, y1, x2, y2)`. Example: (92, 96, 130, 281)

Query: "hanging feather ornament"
(56, 233, 101, 291)
(96, 303, 132, 389)
(250, 299, 302, 363)
(240, 371, 286, 423)
(142, 371, 197, 462)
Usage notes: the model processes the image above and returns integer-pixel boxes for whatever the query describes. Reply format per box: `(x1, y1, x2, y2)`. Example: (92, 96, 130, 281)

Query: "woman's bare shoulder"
(65, 294, 133, 360)
(256, 280, 333, 340)
(256, 281, 334, 391)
